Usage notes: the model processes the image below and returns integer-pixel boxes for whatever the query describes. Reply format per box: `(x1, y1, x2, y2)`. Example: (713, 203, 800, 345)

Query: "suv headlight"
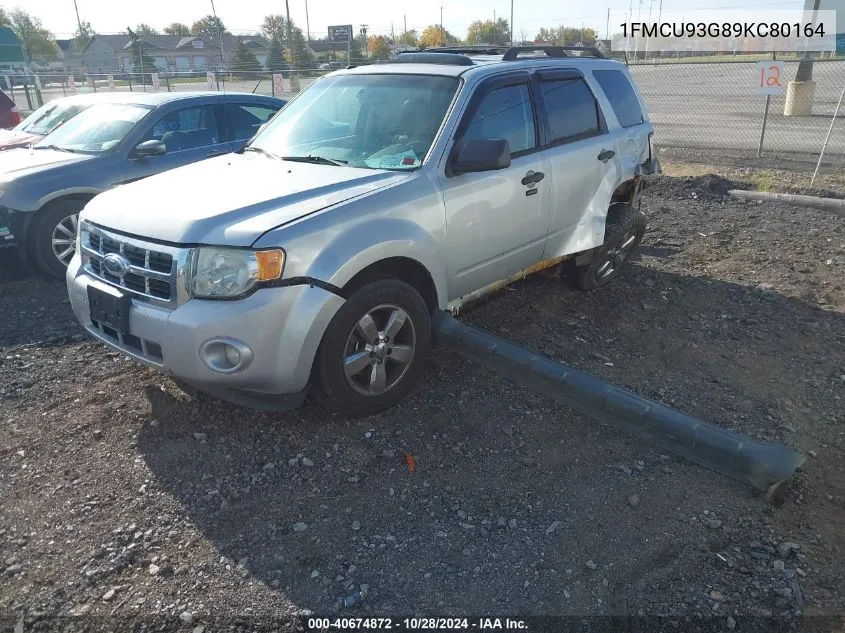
(190, 247, 285, 299)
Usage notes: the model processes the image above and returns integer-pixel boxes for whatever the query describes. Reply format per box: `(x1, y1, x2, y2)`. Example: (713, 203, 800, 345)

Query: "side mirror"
(134, 139, 167, 157)
(451, 138, 511, 175)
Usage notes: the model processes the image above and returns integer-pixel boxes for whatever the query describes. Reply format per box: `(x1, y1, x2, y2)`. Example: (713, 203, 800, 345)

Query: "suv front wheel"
(313, 279, 431, 417)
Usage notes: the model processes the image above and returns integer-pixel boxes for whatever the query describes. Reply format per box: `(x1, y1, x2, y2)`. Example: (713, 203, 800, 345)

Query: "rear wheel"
(570, 203, 646, 291)
(313, 279, 431, 417)
(32, 199, 85, 279)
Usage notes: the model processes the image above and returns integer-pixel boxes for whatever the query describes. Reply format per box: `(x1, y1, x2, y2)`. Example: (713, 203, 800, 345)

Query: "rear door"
(591, 68, 652, 177)
(223, 100, 282, 151)
(121, 99, 229, 184)
(536, 69, 622, 260)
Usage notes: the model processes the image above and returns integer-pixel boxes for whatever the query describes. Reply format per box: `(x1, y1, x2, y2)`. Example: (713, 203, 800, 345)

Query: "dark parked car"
(0, 94, 98, 150)
(0, 89, 20, 129)
(0, 91, 284, 277)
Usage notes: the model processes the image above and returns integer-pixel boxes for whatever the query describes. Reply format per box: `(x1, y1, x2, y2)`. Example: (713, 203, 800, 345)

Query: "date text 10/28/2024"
(304, 618, 528, 630)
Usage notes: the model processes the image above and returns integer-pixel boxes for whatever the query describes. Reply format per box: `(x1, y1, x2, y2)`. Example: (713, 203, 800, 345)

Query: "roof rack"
(390, 52, 474, 66)
(502, 45, 605, 60)
(423, 45, 510, 56)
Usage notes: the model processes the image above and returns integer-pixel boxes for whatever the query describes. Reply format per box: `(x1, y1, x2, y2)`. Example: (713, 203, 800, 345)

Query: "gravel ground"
(1, 169, 844, 632)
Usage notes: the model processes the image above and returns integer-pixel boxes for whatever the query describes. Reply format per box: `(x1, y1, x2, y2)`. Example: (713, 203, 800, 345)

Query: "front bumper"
(66, 254, 345, 410)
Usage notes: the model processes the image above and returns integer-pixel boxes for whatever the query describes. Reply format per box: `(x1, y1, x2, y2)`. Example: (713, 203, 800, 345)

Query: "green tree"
(396, 29, 419, 47)
(260, 14, 286, 43)
(164, 22, 190, 35)
(191, 15, 228, 37)
(466, 18, 509, 45)
(281, 19, 314, 70)
(231, 37, 262, 73)
(0, 8, 11, 27)
(348, 36, 365, 63)
(135, 23, 159, 35)
(265, 38, 289, 72)
(10, 8, 58, 63)
(127, 28, 157, 78)
(419, 24, 458, 48)
(72, 20, 95, 53)
(535, 26, 597, 46)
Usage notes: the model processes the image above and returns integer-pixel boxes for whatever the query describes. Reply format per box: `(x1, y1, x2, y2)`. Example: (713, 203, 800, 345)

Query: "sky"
(16, 0, 813, 41)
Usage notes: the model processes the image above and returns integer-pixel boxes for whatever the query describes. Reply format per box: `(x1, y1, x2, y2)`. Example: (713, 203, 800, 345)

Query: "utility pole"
(606, 7, 610, 41)
(360, 25, 368, 58)
(284, 0, 295, 69)
(209, 0, 223, 84)
(510, 0, 514, 44)
(305, 0, 310, 42)
(493, 11, 496, 45)
(403, 14, 407, 36)
(72, 0, 87, 73)
(440, 6, 444, 46)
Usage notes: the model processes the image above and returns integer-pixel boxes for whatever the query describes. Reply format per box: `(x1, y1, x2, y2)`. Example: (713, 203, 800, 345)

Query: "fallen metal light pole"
(433, 312, 804, 493)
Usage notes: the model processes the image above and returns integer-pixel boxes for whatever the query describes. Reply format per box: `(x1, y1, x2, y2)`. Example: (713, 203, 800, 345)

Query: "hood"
(0, 147, 94, 179)
(83, 152, 409, 246)
(0, 130, 44, 150)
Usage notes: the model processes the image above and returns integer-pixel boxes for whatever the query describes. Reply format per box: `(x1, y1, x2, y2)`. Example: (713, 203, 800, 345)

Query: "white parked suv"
(66, 46, 660, 416)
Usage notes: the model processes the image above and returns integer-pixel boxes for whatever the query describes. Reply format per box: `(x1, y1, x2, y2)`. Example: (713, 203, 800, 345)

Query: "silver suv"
(66, 46, 660, 416)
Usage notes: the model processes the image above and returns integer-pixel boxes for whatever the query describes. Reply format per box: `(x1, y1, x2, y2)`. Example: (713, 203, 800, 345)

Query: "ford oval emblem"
(102, 253, 131, 278)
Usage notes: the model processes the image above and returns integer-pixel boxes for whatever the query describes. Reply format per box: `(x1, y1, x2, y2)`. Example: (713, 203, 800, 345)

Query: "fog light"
(199, 338, 253, 374)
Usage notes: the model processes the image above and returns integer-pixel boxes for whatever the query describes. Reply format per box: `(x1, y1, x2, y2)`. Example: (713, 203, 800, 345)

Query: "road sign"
(151, 72, 161, 91)
(328, 25, 353, 43)
(272, 73, 284, 96)
(206, 71, 215, 90)
(107, 75, 115, 90)
(34, 75, 42, 90)
(68, 75, 76, 93)
(755, 61, 786, 95)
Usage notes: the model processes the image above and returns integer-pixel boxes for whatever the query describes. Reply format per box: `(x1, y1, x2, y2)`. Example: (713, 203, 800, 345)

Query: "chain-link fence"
(628, 59, 845, 160)
(5, 59, 845, 161)
(1, 69, 324, 111)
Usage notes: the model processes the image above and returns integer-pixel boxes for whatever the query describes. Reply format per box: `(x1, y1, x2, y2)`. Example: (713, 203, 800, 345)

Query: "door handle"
(598, 149, 616, 163)
(521, 170, 545, 186)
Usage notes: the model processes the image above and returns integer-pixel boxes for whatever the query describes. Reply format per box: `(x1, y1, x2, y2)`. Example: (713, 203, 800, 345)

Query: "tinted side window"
(593, 70, 644, 128)
(227, 104, 279, 142)
(142, 105, 221, 152)
(463, 84, 535, 154)
(541, 78, 601, 143)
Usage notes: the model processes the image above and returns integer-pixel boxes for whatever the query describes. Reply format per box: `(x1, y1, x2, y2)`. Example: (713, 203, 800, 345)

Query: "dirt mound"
(648, 174, 748, 202)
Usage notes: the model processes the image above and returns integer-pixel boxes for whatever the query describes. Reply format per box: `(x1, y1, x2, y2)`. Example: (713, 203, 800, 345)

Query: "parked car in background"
(0, 91, 284, 277)
(0, 95, 98, 150)
(0, 89, 20, 129)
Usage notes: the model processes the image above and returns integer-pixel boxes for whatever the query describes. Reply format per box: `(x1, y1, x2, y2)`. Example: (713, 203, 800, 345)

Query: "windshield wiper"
(281, 155, 347, 166)
(243, 146, 281, 160)
(33, 144, 81, 153)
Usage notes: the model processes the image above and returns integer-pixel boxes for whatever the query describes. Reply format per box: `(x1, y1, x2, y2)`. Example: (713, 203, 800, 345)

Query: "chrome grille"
(80, 223, 190, 308)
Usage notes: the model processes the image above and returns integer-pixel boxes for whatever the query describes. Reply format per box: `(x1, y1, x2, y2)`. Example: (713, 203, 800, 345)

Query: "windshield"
(250, 74, 459, 170)
(15, 101, 87, 136)
(33, 103, 151, 154)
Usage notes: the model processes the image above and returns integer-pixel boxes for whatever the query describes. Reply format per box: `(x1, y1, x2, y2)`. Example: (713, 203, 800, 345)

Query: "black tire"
(313, 279, 431, 417)
(32, 199, 84, 279)
(570, 203, 646, 291)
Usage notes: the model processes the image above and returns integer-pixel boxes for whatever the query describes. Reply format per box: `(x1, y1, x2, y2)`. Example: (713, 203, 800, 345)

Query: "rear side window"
(227, 104, 279, 142)
(0, 90, 13, 107)
(540, 77, 601, 143)
(592, 70, 644, 128)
